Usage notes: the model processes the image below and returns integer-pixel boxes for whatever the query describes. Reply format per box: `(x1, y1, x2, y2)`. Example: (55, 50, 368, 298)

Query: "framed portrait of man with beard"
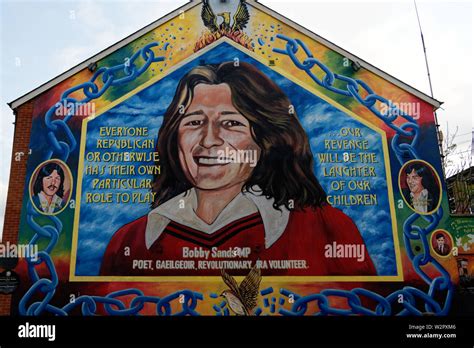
(30, 160, 72, 215)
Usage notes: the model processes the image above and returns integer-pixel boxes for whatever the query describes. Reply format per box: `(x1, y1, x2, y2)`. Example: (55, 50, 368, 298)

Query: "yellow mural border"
(70, 37, 403, 283)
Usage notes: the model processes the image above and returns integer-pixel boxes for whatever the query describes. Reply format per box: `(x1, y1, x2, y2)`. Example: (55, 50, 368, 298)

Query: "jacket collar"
(145, 186, 289, 250)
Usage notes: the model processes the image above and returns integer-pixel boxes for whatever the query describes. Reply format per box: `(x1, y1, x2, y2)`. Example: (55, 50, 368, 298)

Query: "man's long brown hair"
(152, 62, 327, 210)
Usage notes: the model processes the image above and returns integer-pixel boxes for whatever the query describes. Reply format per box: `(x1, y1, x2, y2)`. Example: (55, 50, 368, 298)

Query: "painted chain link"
(43, 42, 165, 161)
(19, 36, 452, 316)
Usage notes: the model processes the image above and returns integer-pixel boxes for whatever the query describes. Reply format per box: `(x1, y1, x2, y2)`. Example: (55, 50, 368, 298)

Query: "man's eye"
(222, 120, 244, 128)
(185, 120, 203, 126)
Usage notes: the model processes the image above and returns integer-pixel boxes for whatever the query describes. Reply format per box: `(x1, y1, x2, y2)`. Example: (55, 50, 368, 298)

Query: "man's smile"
(193, 156, 232, 166)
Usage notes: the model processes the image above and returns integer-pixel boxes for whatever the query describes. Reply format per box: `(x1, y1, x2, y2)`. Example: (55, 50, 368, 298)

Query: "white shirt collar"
(38, 192, 62, 214)
(145, 186, 289, 250)
(410, 188, 429, 213)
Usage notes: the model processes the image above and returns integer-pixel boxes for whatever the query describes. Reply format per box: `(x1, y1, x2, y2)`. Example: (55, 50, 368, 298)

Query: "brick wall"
(0, 100, 34, 315)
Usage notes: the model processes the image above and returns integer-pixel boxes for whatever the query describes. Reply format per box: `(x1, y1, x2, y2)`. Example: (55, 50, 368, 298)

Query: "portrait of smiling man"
(402, 162, 439, 214)
(100, 62, 376, 277)
(31, 162, 66, 215)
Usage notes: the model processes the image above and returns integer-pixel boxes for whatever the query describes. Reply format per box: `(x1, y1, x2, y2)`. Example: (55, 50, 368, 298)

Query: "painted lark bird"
(220, 265, 262, 316)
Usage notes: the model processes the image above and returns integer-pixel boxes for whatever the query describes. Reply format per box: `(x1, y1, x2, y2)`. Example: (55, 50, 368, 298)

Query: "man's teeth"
(198, 157, 231, 165)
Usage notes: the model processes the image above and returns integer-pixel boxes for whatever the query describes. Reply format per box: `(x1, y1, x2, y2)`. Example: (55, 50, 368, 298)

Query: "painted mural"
(11, 0, 473, 316)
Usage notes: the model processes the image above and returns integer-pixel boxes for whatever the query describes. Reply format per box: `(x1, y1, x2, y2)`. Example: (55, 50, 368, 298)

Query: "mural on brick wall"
(9, 0, 473, 316)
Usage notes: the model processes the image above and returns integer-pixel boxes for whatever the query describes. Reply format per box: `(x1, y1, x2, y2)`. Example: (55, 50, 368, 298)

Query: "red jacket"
(100, 204, 376, 276)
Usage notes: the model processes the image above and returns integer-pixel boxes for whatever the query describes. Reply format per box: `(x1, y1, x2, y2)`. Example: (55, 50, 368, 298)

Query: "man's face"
(437, 236, 445, 248)
(177, 83, 260, 190)
(406, 169, 424, 194)
(42, 169, 61, 197)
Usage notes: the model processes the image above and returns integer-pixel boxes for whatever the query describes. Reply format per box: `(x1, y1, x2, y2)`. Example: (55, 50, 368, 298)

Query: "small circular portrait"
(430, 229, 453, 258)
(399, 160, 441, 215)
(29, 159, 72, 215)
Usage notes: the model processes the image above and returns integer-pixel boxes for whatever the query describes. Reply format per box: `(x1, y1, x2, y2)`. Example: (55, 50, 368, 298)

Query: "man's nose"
(199, 122, 224, 149)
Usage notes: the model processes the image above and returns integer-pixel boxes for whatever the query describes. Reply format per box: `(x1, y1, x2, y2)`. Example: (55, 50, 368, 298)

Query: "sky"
(0, 0, 472, 237)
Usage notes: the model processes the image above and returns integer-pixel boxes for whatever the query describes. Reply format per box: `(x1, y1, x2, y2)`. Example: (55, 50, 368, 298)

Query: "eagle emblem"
(195, 0, 253, 51)
(201, 0, 250, 33)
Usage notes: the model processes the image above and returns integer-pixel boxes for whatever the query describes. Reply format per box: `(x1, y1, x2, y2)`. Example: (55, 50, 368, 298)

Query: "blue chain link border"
(18, 36, 453, 316)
